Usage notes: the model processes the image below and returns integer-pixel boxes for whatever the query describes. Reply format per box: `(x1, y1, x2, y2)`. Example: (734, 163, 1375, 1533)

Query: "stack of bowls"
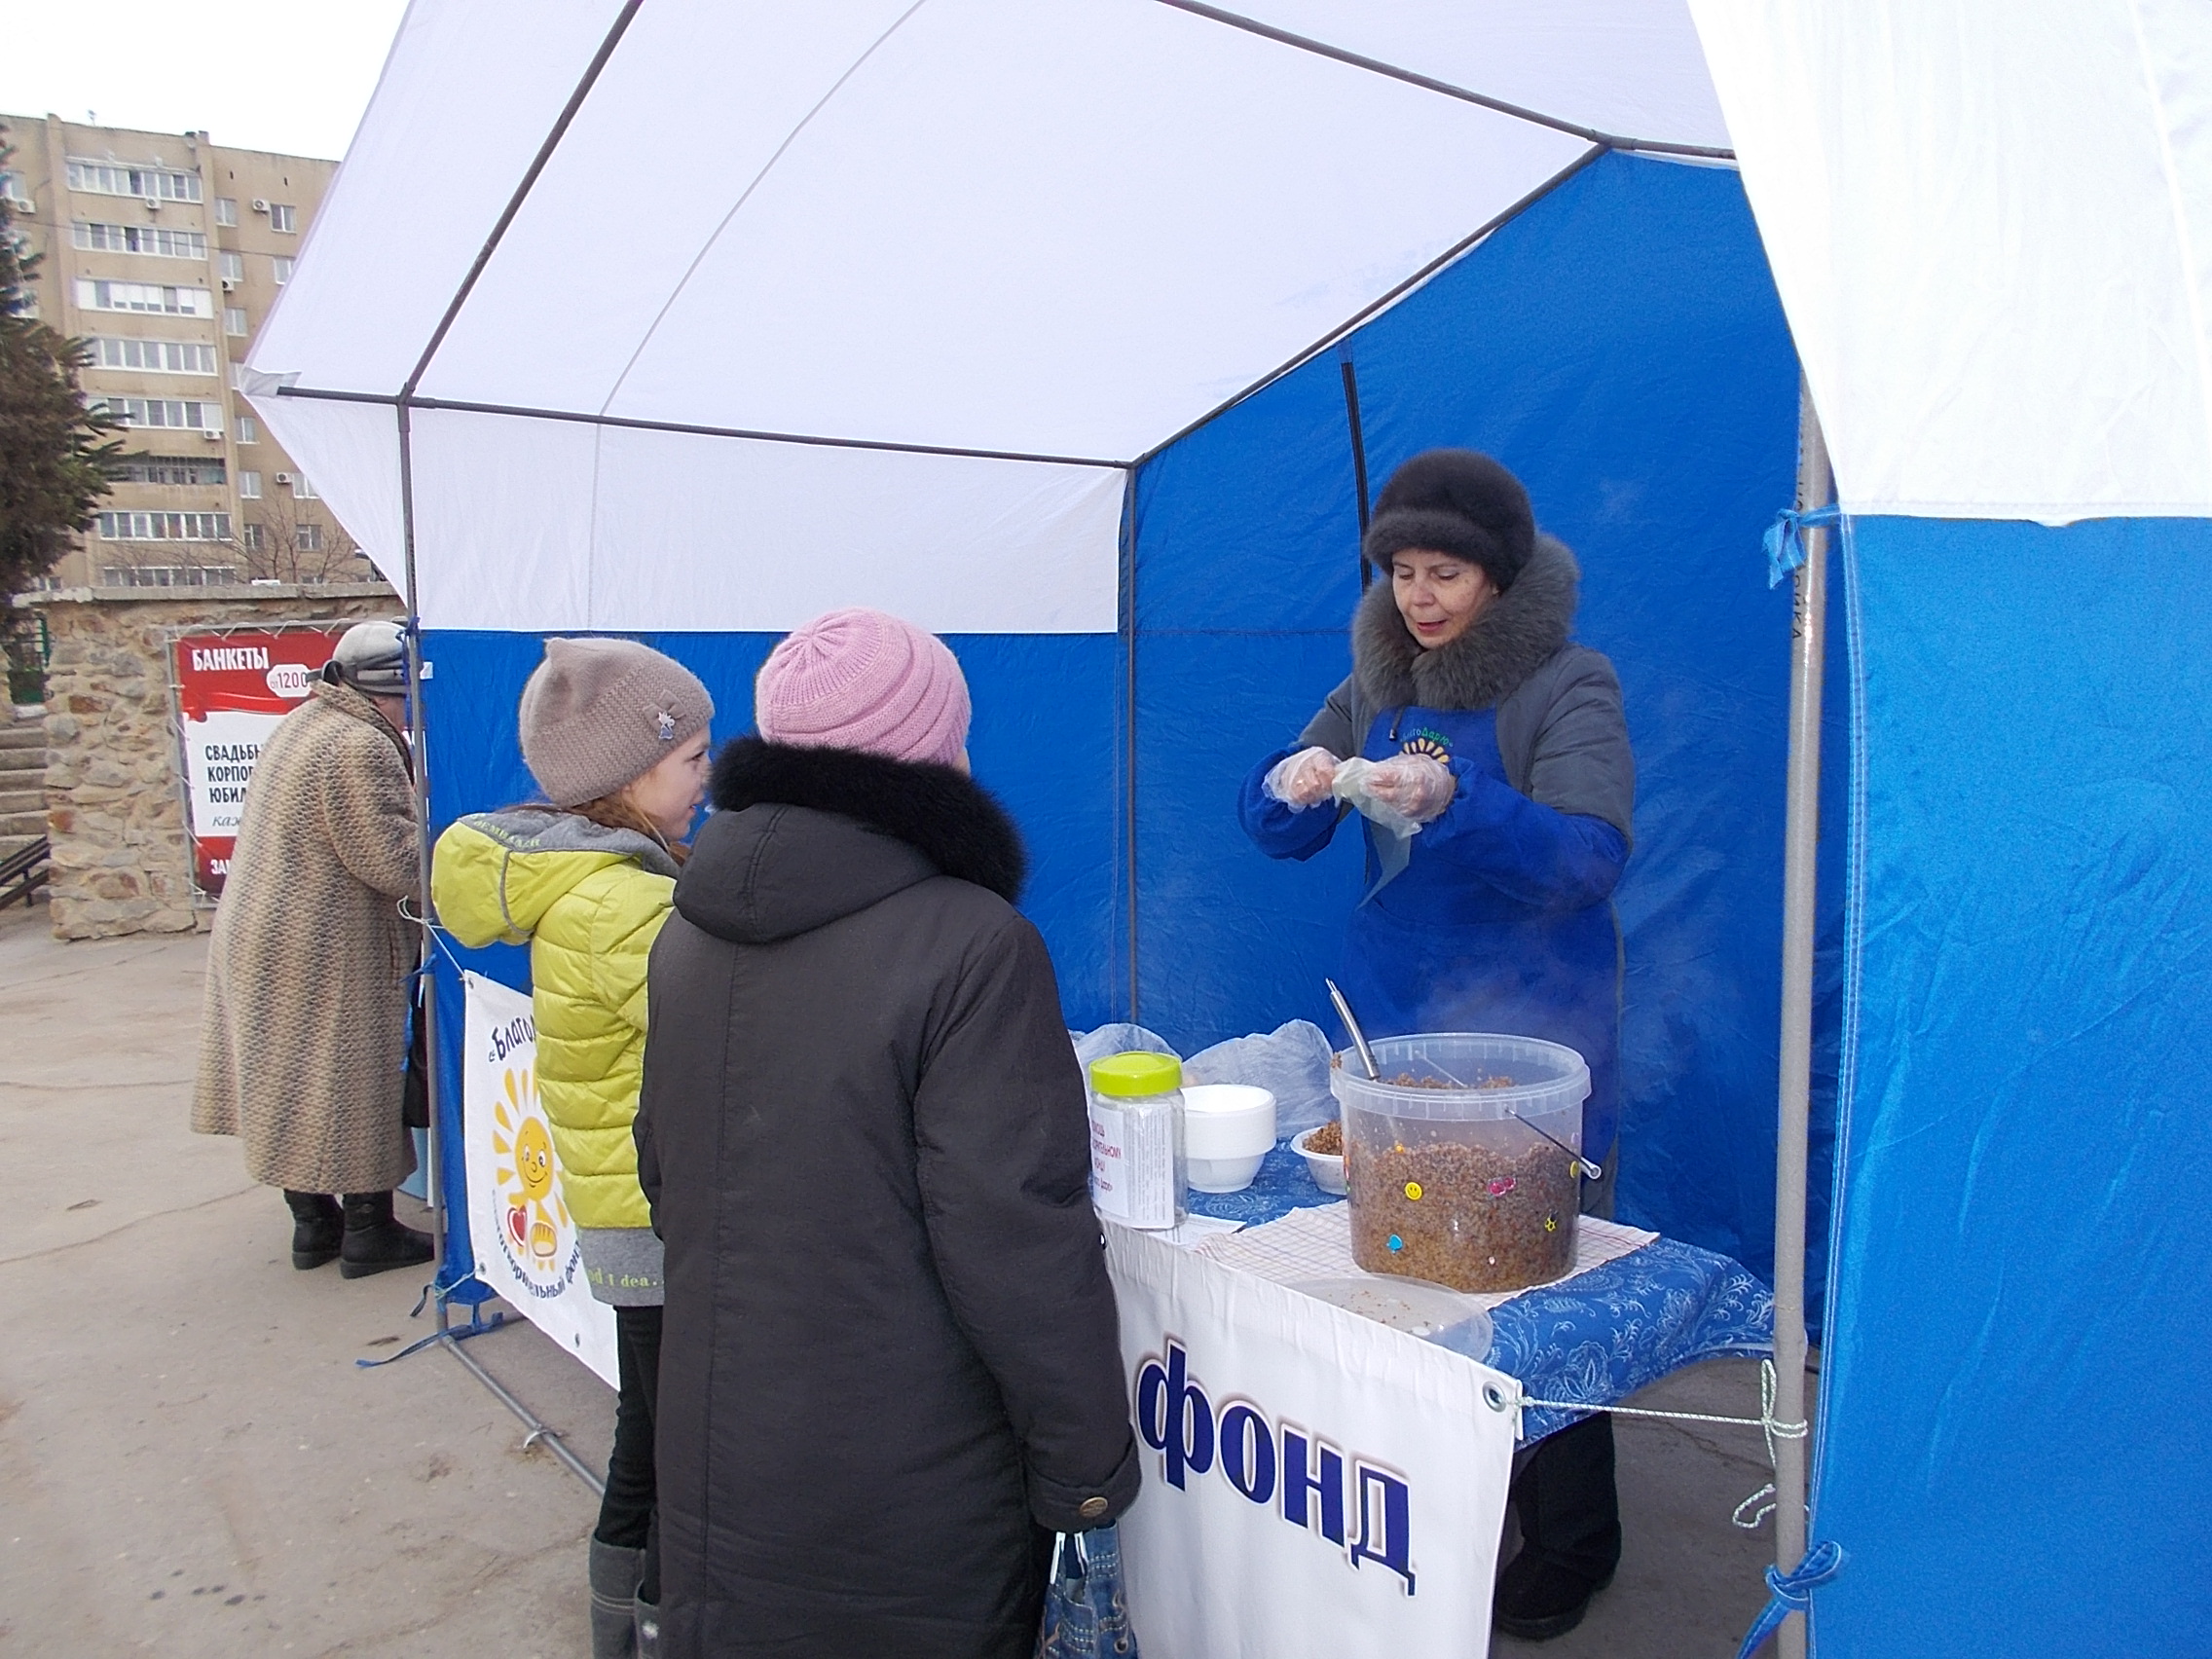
(1182, 1084, 1276, 1193)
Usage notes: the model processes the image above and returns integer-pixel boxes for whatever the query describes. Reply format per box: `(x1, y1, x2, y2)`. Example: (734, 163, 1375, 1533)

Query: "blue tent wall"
(1128, 152, 1820, 1272)
(419, 627, 1124, 1285)
(414, 152, 1835, 1299)
(1812, 515, 2212, 1654)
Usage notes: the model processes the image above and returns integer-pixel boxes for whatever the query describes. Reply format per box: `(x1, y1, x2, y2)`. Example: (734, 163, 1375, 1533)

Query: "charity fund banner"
(1105, 1228, 1516, 1658)
(461, 971, 619, 1386)
(169, 626, 348, 898)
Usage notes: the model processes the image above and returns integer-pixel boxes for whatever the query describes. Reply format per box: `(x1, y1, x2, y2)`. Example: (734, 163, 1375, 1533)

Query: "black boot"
(588, 1539, 643, 1659)
(1494, 1414, 1621, 1641)
(339, 1191, 435, 1279)
(284, 1191, 344, 1270)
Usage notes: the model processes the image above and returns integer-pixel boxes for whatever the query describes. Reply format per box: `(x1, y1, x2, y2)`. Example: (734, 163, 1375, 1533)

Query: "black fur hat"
(1361, 449, 1536, 592)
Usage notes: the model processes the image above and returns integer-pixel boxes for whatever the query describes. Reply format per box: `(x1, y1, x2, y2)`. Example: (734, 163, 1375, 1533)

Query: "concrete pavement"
(1, 895, 1792, 1656)
(0, 903, 609, 1657)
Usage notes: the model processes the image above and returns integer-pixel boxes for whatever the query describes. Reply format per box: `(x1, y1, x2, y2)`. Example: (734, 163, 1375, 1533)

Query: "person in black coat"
(634, 608, 1139, 1659)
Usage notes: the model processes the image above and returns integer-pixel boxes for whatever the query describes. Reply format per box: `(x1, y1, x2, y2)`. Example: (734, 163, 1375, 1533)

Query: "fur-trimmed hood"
(676, 738, 1025, 945)
(1353, 532, 1580, 714)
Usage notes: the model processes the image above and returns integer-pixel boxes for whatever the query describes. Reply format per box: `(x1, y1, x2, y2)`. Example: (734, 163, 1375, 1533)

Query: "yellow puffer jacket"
(430, 808, 678, 1232)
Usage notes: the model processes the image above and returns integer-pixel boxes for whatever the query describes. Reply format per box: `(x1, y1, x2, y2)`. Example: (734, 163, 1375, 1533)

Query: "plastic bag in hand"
(1329, 756, 1423, 836)
(1356, 753, 1456, 825)
(1263, 745, 1340, 808)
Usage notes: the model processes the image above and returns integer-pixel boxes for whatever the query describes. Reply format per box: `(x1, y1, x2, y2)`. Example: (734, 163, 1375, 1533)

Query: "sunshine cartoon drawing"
(490, 1065, 574, 1284)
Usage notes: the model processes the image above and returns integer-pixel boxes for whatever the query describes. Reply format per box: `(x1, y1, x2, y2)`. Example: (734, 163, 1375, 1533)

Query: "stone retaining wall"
(17, 583, 401, 940)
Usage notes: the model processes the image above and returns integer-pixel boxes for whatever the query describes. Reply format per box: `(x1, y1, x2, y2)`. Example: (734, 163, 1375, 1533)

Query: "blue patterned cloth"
(1188, 1143, 1776, 1443)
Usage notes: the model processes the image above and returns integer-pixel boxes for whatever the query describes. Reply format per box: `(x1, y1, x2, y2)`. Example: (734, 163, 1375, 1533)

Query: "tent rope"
(1488, 1356, 1810, 1464)
(1735, 1540, 1847, 1659)
(1764, 502, 1842, 587)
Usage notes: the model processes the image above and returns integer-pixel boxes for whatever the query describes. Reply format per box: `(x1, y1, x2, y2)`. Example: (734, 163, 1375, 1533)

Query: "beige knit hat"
(518, 638, 714, 807)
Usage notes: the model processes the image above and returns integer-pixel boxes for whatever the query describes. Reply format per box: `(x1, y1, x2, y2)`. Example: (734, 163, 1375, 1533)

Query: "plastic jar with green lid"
(1087, 1051, 1187, 1230)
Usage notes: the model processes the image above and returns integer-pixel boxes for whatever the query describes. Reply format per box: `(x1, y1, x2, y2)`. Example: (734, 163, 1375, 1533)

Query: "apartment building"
(1, 115, 375, 589)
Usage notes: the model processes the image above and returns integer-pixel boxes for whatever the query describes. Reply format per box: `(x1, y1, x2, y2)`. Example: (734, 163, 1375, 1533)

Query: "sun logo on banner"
(489, 1066, 580, 1298)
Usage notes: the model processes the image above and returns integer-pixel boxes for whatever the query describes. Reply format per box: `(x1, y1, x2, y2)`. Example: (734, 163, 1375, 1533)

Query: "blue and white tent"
(247, 4, 2212, 1652)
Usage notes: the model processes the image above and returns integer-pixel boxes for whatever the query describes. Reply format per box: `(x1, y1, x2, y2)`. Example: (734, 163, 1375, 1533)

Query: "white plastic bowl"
(1183, 1084, 1275, 1194)
(1291, 1124, 1347, 1195)
(1188, 1153, 1267, 1193)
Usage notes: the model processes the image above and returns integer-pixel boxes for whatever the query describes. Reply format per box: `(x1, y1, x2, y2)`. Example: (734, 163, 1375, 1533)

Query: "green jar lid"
(1088, 1051, 1183, 1098)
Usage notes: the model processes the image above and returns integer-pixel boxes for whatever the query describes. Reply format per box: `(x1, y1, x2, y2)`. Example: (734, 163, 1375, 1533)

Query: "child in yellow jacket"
(432, 637, 712, 1659)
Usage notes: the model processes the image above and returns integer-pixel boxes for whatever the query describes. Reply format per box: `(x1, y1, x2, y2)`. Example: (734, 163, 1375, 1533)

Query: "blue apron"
(1333, 706, 1621, 1163)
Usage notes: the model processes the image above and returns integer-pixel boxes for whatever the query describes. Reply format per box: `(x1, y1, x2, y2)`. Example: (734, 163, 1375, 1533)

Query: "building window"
(0, 170, 29, 209)
(113, 455, 225, 486)
(224, 307, 248, 337)
(214, 197, 237, 226)
(294, 523, 322, 553)
(99, 565, 238, 587)
(96, 510, 233, 541)
(238, 470, 261, 498)
(73, 221, 208, 260)
(74, 278, 215, 318)
(66, 159, 202, 202)
(92, 396, 221, 430)
(240, 523, 265, 552)
(236, 416, 257, 443)
(219, 250, 243, 282)
(272, 256, 293, 285)
(88, 337, 219, 375)
(269, 203, 297, 233)
(290, 474, 316, 499)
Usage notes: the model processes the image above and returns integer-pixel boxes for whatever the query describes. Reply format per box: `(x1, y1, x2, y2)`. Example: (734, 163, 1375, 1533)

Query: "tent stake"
(1773, 377, 1831, 1659)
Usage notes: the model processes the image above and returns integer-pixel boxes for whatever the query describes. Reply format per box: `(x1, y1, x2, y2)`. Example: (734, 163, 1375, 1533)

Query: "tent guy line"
(1155, 0, 1738, 162)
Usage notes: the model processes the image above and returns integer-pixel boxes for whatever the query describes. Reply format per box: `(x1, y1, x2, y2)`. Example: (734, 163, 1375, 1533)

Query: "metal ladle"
(1324, 978, 1380, 1081)
(1425, 1053, 1604, 1181)
(1329, 979, 1602, 1181)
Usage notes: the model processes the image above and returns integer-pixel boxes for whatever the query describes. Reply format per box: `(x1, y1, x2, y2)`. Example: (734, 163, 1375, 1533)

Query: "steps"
(0, 719, 47, 850)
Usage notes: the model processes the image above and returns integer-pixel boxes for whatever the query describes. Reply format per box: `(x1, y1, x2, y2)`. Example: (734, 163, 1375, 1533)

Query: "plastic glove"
(1328, 757, 1421, 838)
(1263, 746, 1341, 809)
(1359, 753, 1456, 826)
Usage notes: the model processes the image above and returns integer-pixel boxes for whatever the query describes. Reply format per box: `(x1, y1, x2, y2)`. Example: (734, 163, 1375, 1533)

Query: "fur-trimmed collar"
(1353, 532, 1579, 714)
(708, 737, 1026, 903)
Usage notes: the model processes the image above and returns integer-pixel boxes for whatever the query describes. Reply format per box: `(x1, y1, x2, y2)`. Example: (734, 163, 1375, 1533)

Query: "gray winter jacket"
(1299, 534, 1635, 843)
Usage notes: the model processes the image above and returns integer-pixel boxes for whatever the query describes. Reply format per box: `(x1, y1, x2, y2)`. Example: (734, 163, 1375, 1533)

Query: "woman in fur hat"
(1239, 449, 1634, 1641)
(432, 637, 715, 1659)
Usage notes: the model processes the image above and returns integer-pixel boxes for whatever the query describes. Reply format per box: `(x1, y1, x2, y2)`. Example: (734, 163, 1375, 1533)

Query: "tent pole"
(395, 397, 447, 1337)
(1773, 376, 1831, 1659)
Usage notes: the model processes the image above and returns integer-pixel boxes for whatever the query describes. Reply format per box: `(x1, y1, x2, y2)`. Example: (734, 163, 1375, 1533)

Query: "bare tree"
(239, 488, 365, 583)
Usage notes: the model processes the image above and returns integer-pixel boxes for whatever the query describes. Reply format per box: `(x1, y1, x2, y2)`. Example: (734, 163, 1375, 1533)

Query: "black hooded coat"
(635, 738, 1140, 1659)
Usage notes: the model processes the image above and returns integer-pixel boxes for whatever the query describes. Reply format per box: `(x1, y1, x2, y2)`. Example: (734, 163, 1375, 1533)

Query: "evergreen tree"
(0, 136, 120, 600)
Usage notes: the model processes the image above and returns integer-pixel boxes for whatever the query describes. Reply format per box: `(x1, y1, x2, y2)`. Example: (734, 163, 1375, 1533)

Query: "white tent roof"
(249, 0, 2212, 634)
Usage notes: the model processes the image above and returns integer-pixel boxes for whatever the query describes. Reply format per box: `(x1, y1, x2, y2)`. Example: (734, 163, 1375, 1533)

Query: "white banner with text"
(1105, 1226, 1516, 1658)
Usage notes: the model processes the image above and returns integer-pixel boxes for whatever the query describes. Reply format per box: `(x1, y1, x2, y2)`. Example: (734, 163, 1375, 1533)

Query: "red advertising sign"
(172, 627, 350, 898)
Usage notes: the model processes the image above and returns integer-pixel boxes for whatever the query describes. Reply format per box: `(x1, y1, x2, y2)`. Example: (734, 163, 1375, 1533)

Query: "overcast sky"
(0, 1, 410, 162)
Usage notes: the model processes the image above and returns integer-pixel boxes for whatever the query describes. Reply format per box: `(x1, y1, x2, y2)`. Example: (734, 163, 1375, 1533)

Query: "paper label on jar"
(1090, 1099, 1177, 1229)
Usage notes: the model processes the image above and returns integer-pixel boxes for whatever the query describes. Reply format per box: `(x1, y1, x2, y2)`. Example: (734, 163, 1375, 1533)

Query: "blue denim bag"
(1036, 1525, 1139, 1658)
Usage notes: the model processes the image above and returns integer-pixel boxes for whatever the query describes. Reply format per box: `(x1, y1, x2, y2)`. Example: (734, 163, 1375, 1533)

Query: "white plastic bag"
(1183, 1019, 1338, 1137)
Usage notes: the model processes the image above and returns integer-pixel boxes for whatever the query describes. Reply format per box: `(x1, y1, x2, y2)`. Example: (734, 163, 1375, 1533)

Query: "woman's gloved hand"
(1360, 754, 1456, 825)
(1263, 746, 1341, 809)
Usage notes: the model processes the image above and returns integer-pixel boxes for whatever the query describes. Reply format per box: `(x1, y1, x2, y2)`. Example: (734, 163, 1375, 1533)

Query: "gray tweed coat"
(192, 681, 420, 1195)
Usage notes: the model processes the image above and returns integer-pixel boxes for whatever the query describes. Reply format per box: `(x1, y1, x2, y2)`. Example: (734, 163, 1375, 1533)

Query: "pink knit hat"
(755, 608, 972, 768)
